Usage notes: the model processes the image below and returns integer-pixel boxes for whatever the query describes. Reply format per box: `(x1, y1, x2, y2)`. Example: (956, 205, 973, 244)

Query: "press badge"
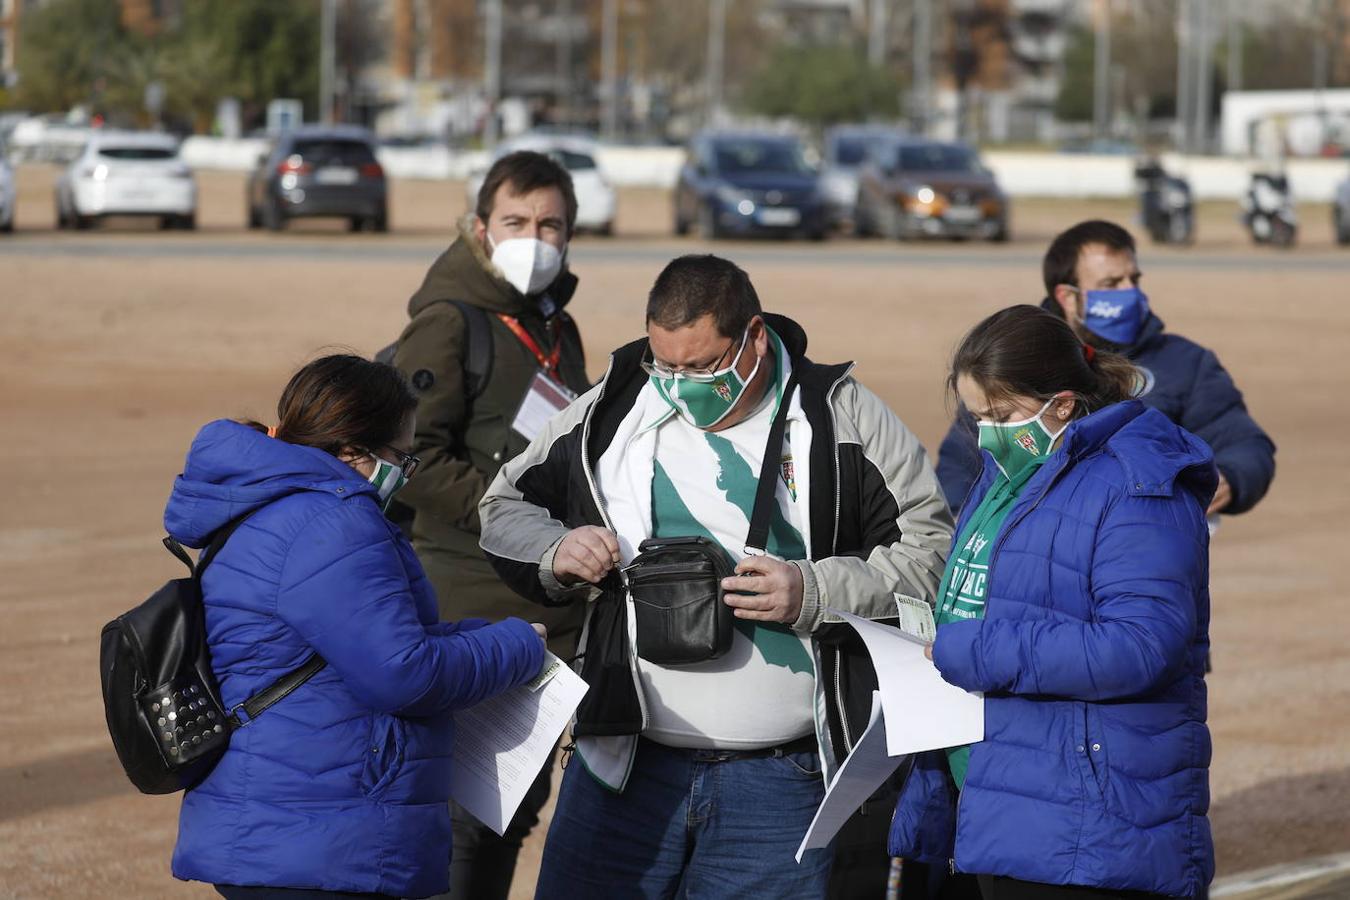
(511, 371, 576, 442)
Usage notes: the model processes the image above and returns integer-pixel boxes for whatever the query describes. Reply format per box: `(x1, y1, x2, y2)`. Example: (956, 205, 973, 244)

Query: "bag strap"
(445, 299, 493, 401)
(745, 372, 799, 556)
(226, 653, 327, 728)
(191, 512, 330, 728)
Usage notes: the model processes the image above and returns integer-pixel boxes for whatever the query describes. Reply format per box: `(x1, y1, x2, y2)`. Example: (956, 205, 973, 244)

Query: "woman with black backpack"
(163, 354, 546, 899)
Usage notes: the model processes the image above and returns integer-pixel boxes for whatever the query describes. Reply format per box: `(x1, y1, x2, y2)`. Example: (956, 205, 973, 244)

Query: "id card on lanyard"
(512, 370, 577, 442)
(499, 314, 576, 442)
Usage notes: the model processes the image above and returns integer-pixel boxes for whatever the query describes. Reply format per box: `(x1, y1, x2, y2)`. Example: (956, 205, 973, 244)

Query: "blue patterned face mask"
(1076, 287, 1150, 346)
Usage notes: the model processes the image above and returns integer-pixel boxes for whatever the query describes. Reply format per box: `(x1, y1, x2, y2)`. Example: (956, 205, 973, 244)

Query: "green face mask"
(976, 398, 1065, 480)
(368, 456, 409, 512)
(650, 328, 762, 430)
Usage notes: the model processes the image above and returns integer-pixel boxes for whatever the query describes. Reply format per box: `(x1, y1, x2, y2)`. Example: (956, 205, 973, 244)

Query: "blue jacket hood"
(1062, 401, 1217, 506)
(164, 419, 376, 548)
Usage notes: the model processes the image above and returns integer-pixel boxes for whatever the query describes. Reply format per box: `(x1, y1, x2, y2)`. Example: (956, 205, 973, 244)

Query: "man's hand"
(720, 555, 804, 624)
(552, 526, 621, 586)
(1207, 472, 1232, 515)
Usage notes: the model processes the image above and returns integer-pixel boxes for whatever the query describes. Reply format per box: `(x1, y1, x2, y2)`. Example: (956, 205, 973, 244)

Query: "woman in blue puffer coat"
(164, 355, 546, 899)
(892, 306, 1216, 900)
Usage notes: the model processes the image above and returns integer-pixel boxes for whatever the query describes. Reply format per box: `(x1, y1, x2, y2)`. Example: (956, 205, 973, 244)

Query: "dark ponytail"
(949, 305, 1137, 417)
(243, 354, 417, 458)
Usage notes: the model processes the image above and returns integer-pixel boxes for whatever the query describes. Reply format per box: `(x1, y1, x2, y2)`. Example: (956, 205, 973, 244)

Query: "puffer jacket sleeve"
(277, 502, 544, 716)
(935, 406, 982, 517)
(1178, 347, 1275, 515)
(933, 489, 1207, 701)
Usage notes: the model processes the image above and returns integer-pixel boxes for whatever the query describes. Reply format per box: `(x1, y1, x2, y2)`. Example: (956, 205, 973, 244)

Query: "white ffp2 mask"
(488, 235, 564, 296)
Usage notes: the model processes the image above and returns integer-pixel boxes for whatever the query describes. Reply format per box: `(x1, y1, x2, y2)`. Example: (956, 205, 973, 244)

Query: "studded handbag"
(100, 514, 326, 795)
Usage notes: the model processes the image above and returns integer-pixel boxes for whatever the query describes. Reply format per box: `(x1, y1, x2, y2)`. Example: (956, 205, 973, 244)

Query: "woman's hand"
(531, 622, 548, 642)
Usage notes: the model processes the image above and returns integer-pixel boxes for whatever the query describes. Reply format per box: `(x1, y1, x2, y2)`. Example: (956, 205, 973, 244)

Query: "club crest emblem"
(1013, 427, 1040, 455)
(713, 379, 734, 402)
(781, 456, 797, 500)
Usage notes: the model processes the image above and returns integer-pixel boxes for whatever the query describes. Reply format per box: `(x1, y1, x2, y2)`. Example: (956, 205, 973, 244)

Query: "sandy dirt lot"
(1, 167, 1347, 899)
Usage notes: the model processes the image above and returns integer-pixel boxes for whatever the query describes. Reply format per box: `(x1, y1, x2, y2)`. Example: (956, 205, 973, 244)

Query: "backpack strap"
(745, 372, 800, 556)
(226, 653, 327, 727)
(192, 512, 329, 728)
(373, 299, 494, 401)
(444, 300, 493, 401)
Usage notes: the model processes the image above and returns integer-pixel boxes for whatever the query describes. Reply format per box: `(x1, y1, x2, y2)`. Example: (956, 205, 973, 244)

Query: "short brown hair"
(476, 151, 578, 234)
(1042, 220, 1137, 303)
(646, 255, 762, 338)
(245, 354, 418, 458)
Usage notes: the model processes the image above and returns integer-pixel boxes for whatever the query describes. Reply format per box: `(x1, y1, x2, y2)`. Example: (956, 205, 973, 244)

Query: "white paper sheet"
(829, 608, 984, 757)
(796, 692, 903, 862)
(449, 652, 589, 835)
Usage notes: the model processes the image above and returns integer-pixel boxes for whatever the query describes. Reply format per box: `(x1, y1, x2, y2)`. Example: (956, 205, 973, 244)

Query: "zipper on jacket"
(946, 452, 1075, 874)
(833, 647, 854, 751)
(824, 367, 853, 554)
(579, 359, 649, 733)
(820, 366, 856, 755)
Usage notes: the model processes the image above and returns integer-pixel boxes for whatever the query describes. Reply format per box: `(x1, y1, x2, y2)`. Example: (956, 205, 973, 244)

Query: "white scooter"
(1241, 172, 1297, 248)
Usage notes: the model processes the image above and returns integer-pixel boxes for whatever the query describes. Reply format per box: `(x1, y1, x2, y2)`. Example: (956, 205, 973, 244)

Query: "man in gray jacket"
(479, 254, 953, 896)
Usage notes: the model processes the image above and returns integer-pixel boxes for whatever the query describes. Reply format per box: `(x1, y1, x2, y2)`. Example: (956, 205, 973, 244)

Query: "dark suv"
(247, 126, 388, 232)
(674, 131, 826, 240)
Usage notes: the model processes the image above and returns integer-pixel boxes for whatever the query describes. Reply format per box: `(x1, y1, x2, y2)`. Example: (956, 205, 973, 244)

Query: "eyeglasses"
(367, 446, 420, 479)
(641, 327, 748, 383)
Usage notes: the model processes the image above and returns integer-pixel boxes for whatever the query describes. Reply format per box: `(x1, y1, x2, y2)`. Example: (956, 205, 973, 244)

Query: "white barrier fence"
(169, 137, 1350, 203)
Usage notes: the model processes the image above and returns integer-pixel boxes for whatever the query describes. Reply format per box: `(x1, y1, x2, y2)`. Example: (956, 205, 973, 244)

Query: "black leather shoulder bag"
(625, 374, 799, 666)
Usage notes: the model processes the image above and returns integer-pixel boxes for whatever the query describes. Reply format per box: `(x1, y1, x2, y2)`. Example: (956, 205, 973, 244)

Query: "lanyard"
(498, 314, 563, 383)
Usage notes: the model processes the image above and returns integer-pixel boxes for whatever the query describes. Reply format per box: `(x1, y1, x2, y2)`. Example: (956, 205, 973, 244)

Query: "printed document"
(450, 652, 588, 835)
(796, 692, 903, 861)
(829, 608, 983, 757)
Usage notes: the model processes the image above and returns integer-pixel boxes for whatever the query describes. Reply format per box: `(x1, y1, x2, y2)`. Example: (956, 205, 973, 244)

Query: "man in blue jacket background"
(936, 219, 1275, 521)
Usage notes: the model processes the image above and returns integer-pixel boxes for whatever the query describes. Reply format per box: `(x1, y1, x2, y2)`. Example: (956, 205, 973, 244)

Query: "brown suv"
(855, 139, 1008, 242)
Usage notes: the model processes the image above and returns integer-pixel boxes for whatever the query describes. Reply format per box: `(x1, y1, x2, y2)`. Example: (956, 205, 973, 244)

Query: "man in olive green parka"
(391, 151, 591, 900)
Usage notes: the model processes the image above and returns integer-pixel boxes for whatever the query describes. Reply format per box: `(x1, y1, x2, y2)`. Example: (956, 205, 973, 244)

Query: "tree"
(174, 0, 321, 131)
(14, 0, 127, 114)
(742, 43, 902, 128)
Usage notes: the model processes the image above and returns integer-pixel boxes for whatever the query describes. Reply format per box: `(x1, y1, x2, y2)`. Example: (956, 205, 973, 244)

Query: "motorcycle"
(1135, 160, 1194, 245)
(1241, 172, 1297, 248)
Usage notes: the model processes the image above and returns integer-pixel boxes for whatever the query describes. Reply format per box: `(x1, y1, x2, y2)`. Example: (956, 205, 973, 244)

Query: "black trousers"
(899, 863, 1170, 900)
(977, 875, 1170, 899)
(215, 887, 395, 900)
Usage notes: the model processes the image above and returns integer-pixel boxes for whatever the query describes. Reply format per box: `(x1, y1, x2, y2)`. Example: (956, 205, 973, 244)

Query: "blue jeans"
(536, 738, 833, 899)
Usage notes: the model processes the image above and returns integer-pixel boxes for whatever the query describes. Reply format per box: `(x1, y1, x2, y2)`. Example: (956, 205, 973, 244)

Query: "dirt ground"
(1, 166, 1347, 899)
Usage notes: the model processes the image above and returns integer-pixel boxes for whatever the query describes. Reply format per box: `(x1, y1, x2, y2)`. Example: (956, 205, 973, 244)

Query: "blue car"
(674, 132, 827, 240)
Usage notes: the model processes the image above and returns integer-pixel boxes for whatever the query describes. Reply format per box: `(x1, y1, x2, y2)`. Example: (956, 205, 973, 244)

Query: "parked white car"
(0, 149, 15, 233)
(55, 132, 197, 230)
(466, 135, 616, 235)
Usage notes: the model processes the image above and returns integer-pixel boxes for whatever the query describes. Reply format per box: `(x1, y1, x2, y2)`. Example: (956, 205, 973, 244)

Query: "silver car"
(55, 132, 197, 230)
(1334, 168, 1350, 246)
(819, 124, 902, 231)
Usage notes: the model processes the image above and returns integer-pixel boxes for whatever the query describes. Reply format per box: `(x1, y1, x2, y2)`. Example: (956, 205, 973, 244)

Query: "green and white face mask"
(368, 456, 409, 511)
(649, 327, 762, 430)
(977, 398, 1067, 480)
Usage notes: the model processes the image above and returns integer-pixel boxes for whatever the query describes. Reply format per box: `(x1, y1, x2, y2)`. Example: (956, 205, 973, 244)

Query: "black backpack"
(99, 514, 326, 795)
(375, 299, 494, 400)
